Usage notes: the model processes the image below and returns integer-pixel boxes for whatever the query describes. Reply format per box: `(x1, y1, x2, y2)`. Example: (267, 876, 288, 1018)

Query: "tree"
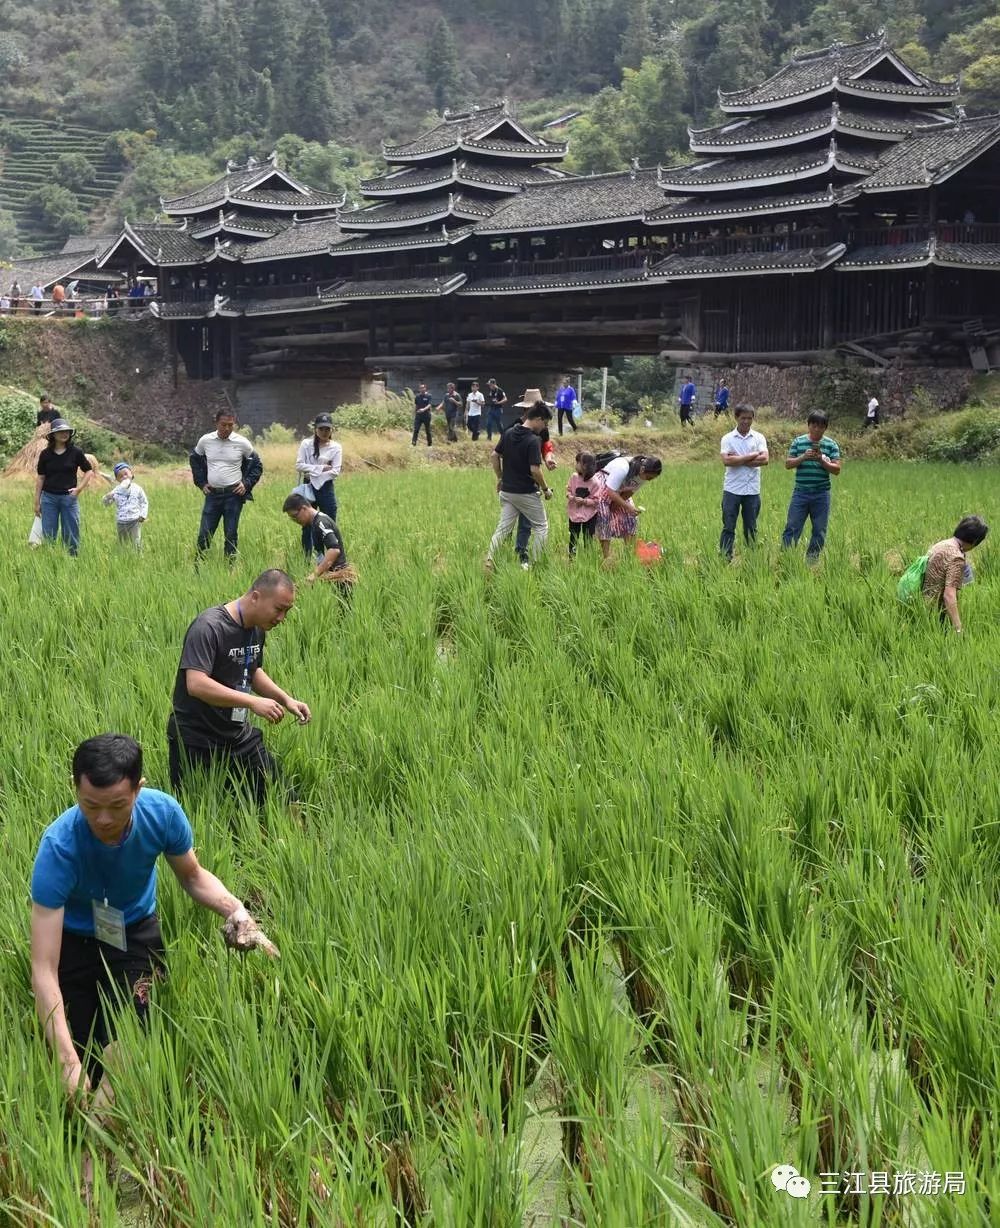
(24, 186, 87, 240)
(0, 208, 20, 262)
(53, 152, 96, 192)
(940, 17, 1000, 109)
(283, 0, 337, 141)
(427, 16, 460, 114)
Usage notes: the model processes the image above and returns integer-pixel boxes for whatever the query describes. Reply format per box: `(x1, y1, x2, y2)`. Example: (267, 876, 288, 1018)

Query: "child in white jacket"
(102, 461, 148, 547)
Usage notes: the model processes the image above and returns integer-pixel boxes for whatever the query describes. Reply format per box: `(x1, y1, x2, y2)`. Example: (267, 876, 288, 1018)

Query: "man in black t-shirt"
(283, 493, 356, 589)
(167, 569, 312, 806)
(36, 394, 60, 426)
(485, 402, 553, 568)
(412, 383, 433, 447)
(485, 379, 506, 440)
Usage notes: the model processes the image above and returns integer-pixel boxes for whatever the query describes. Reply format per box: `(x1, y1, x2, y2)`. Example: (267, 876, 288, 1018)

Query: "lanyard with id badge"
(231, 600, 257, 725)
(89, 818, 133, 951)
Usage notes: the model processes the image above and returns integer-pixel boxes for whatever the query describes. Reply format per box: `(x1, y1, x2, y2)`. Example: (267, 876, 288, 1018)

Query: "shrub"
(921, 407, 1000, 462)
(261, 422, 297, 444)
(0, 386, 36, 463)
(332, 399, 413, 431)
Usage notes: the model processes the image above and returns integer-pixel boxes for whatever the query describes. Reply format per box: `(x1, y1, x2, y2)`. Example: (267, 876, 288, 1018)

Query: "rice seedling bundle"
(0, 458, 996, 1224)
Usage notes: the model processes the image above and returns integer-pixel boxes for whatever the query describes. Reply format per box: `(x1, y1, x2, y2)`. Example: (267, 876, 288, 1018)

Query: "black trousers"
(568, 518, 596, 555)
(557, 407, 577, 435)
(59, 914, 164, 1079)
(411, 410, 432, 446)
(168, 720, 277, 807)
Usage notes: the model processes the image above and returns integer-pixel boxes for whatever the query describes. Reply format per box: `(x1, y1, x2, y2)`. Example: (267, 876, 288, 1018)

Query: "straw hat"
(513, 388, 551, 409)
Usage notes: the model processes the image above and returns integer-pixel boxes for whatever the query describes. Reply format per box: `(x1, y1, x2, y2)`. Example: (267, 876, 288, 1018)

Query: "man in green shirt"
(781, 411, 841, 559)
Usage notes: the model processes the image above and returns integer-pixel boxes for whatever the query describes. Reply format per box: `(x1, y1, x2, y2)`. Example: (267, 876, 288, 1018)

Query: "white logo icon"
(771, 1164, 811, 1198)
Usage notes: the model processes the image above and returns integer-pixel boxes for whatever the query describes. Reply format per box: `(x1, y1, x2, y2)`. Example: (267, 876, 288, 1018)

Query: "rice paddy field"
(0, 449, 997, 1226)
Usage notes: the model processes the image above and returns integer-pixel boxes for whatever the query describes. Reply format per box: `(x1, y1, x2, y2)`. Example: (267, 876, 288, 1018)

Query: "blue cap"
(113, 461, 131, 476)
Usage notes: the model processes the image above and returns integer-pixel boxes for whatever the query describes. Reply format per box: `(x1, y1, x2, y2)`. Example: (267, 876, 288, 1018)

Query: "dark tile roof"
(650, 243, 844, 278)
(240, 216, 348, 262)
(860, 114, 1000, 191)
(844, 76, 958, 99)
(102, 223, 207, 266)
(206, 239, 250, 262)
(836, 240, 932, 268)
(240, 296, 344, 316)
(462, 136, 567, 158)
(460, 266, 654, 295)
(658, 149, 832, 189)
(327, 274, 467, 299)
(190, 211, 286, 239)
(330, 226, 475, 256)
(689, 104, 928, 149)
(338, 193, 497, 230)
(359, 160, 562, 196)
(9, 251, 109, 289)
(61, 233, 119, 256)
(718, 36, 956, 109)
(381, 101, 564, 161)
(161, 164, 276, 211)
(228, 188, 346, 209)
(476, 168, 664, 234)
(935, 241, 1000, 268)
(646, 188, 839, 224)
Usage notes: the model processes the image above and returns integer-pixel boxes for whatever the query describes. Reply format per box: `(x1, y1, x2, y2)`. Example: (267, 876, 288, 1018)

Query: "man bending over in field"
(167, 569, 312, 806)
(283, 492, 357, 592)
(31, 734, 277, 1099)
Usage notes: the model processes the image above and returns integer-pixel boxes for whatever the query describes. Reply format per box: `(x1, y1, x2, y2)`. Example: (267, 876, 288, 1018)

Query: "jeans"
(412, 409, 432, 446)
(445, 408, 463, 441)
(720, 491, 761, 558)
(467, 414, 481, 441)
(117, 519, 143, 548)
(781, 488, 831, 558)
(557, 407, 577, 435)
(487, 491, 548, 562)
(197, 491, 244, 557)
(485, 408, 503, 439)
(40, 490, 81, 554)
(679, 402, 694, 426)
(301, 481, 337, 558)
(515, 513, 531, 562)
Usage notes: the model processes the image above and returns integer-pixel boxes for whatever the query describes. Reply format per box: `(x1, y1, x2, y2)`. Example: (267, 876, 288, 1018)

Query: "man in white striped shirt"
(102, 462, 149, 548)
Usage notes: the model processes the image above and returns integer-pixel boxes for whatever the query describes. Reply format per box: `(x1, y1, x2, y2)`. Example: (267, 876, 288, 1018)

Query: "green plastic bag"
(896, 554, 928, 604)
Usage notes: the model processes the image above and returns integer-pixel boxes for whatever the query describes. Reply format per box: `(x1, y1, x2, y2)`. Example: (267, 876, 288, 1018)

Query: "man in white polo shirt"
(720, 403, 768, 559)
(190, 410, 263, 559)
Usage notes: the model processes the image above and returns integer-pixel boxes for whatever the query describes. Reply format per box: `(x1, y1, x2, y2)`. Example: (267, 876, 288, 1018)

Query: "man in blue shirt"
(713, 380, 730, 418)
(31, 733, 276, 1098)
(554, 375, 578, 436)
(679, 378, 697, 427)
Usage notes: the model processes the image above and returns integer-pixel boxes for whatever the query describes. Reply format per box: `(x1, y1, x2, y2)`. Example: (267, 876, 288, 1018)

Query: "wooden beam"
(248, 329, 368, 348)
(497, 318, 678, 337)
(365, 353, 462, 368)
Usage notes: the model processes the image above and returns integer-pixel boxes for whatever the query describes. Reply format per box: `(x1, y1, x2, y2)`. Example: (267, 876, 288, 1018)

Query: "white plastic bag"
(291, 483, 316, 503)
(28, 515, 43, 547)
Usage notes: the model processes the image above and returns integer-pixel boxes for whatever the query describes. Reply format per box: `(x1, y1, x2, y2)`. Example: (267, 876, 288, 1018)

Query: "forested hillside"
(1, 0, 999, 249)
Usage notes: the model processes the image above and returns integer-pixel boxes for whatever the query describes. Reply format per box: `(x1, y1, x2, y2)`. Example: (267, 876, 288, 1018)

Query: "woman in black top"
(34, 418, 93, 556)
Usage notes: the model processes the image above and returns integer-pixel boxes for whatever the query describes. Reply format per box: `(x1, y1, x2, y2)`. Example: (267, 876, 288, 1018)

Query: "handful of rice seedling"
(223, 908, 280, 958)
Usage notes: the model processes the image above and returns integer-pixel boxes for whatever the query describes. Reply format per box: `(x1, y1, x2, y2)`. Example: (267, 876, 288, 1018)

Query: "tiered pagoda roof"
(340, 101, 570, 235)
(160, 157, 346, 216)
(380, 101, 567, 162)
(717, 32, 959, 112)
